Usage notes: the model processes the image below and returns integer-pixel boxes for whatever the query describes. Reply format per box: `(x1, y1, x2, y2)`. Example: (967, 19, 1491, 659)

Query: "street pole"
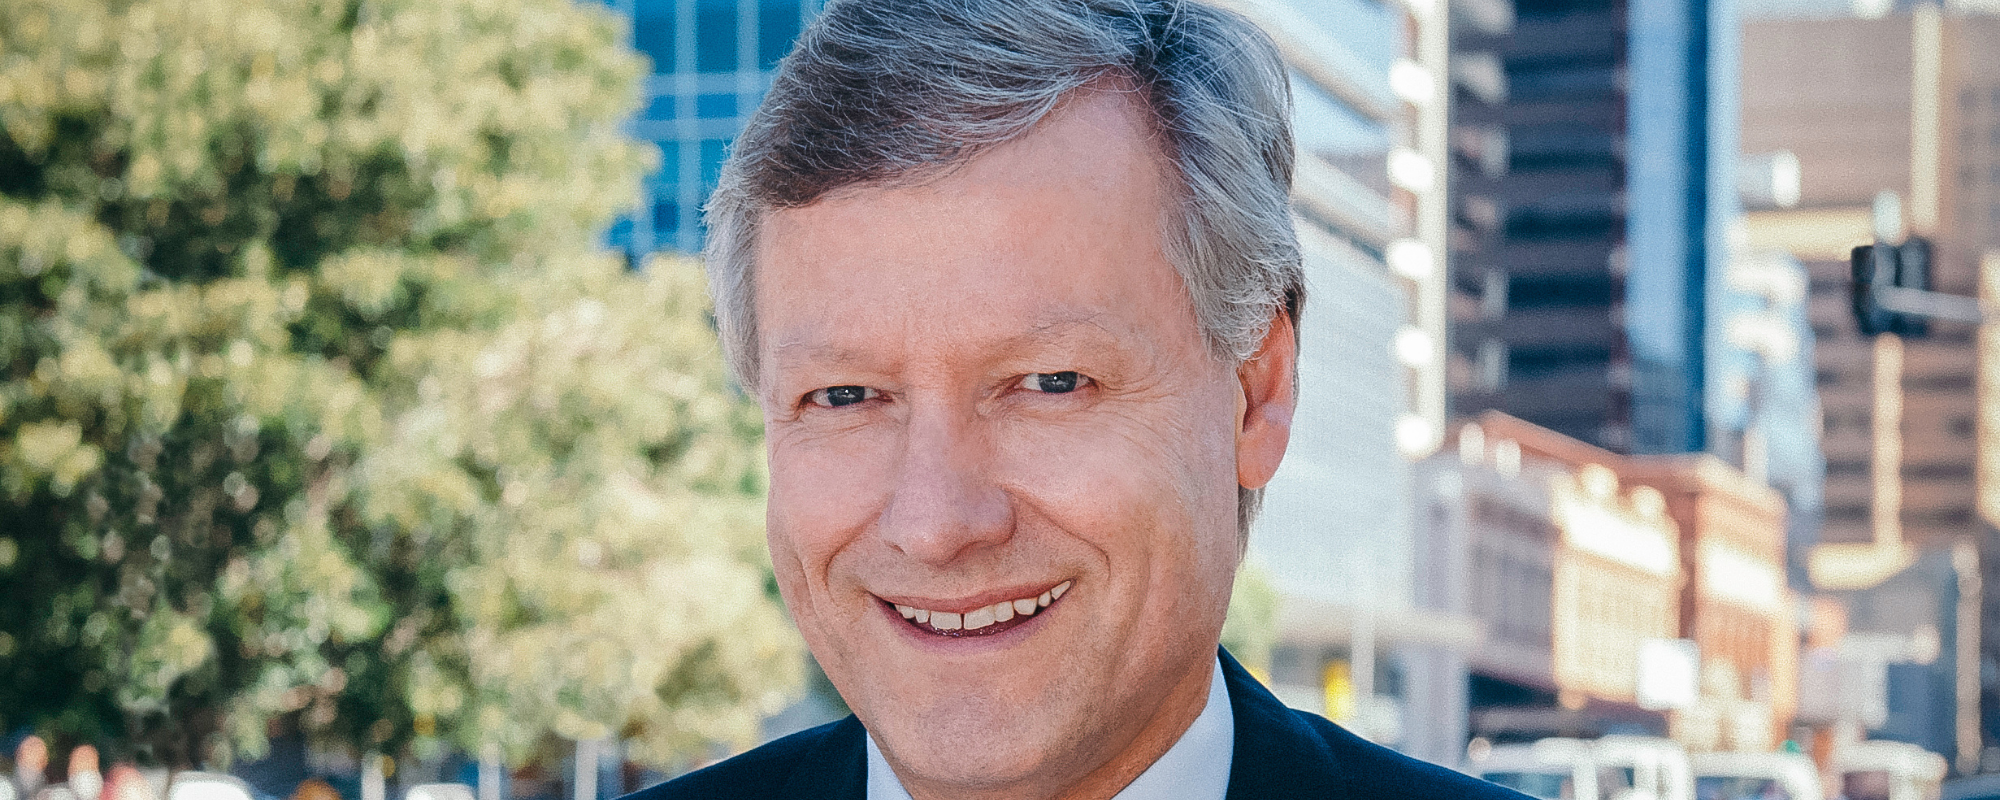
(478, 743, 501, 800)
(362, 753, 385, 800)
(1956, 540, 1982, 775)
(573, 739, 599, 800)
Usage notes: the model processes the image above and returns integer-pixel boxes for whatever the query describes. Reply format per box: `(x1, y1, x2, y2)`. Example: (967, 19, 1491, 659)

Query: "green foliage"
(1221, 560, 1278, 677)
(0, 0, 797, 771)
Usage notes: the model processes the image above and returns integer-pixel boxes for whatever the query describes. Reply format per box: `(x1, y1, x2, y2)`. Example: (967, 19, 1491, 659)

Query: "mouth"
(882, 580, 1072, 637)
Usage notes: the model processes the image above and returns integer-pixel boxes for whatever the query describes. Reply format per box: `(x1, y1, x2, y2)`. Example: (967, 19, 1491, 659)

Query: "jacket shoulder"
(1286, 710, 1532, 800)
(1219, 649, 1531, 800)
(619, 717, 864, 800)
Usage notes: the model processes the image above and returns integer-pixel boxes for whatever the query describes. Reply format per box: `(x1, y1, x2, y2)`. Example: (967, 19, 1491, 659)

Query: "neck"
(895, 656, 1219, 800)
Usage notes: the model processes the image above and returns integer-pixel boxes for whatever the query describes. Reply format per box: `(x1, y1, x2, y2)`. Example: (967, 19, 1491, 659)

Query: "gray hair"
(704, 0, 1304, 534)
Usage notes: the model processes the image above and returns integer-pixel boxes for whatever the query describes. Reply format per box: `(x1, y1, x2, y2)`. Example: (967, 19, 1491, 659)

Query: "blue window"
(696, 93, 737, 119)
(633, 0, 678, 73)
(1506, 57, 1620, 102)
(607, 217, 635, 249)
(643, 94, 675, 120)
(1504, 206, 1620, 242)
(1289, 70, 1387, 156)
(1507, 346, 1611, 382)
(759, 0, 803, 70)
(697, 0, 738, 73)
(653, 200, 682, 236)
(1508, 124, 1620, 172)
(656, 140, 682, 188)
(1507, 275, 1615, 309)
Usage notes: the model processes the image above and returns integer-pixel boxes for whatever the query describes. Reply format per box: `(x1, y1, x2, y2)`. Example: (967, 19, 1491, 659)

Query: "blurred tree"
(0, 0, 796, 772)
(1221, 561, 1278, 677)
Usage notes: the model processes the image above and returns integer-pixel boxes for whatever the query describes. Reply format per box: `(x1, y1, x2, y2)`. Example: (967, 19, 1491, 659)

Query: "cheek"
(993, 390, 1241, 550)
(765, 429, 900, 584)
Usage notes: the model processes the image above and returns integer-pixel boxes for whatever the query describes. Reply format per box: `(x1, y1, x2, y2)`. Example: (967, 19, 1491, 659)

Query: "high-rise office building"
(602, 0, 823, 256)
(1447, 0, 1739, 457)
(1215, 0, 1462, 757)
(1218, 0, 1545, 767)
(1711, 248, 1826, 580)
(1740, 7, 1995, 768)
(1740, 10, 1984, 563)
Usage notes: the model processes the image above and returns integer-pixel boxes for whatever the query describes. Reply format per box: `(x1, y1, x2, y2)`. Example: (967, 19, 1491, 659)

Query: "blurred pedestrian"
(64, 746, 100, 800)
(100, 765, 152, 800)
(288, 778, 339, 800)
(11, 738, 47, 800)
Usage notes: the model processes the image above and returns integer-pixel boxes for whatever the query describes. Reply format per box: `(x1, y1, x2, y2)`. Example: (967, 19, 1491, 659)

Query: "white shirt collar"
(864, 656, 1234, 800)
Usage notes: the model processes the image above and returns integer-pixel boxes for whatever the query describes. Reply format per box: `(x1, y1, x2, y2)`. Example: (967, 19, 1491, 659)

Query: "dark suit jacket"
(625, 649, 1532, 799)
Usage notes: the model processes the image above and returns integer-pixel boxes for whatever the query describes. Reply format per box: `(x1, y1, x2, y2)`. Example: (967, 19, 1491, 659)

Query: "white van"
(1469, 736, 1694, 800)
(1470, 738, 1601, 800)
(1593, 736, 1695, 800)
(1690, 751, 1823, 800)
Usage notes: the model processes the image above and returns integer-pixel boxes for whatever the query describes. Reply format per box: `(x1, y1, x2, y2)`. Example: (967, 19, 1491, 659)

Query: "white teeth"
(899, 582, 1072, 631)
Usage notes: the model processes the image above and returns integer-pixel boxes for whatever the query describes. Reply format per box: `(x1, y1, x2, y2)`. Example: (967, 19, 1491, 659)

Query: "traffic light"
(1850, 236, 1934, 338)
(1891, 236, 1930, 338)
(1851, 243, 1895, 336)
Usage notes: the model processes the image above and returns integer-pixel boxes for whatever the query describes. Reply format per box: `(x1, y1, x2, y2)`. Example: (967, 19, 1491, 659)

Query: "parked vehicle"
(1834, 740, 1946, 800)
(1941, 772, 2000, 800)
(164, 773, 253, 800)
(1468, 736, 1694, 800)
(403, 784, 475, 800)
(1690, 751, 1823, 800)
(1594, 736, 1695, 800)
(1470, 738, 1601, 800)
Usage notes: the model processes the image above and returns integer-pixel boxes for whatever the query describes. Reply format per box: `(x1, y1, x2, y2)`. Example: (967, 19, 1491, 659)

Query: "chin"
(867, 689, 1087, 788)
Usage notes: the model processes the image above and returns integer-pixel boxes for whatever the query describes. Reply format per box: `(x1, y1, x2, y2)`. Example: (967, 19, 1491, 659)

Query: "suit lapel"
(777, 715, 868, 799)
(1220, 649, 1353, 800)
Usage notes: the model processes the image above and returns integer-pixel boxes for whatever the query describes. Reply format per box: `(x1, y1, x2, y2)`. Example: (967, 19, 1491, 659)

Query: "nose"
(876, 404, 1014, 565)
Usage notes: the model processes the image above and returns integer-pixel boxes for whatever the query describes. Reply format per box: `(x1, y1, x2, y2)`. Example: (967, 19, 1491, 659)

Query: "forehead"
(751, 89, 1201, 376)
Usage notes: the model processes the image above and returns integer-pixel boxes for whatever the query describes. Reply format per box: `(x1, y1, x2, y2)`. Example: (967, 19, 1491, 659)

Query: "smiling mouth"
(889, 581, 1072, 637)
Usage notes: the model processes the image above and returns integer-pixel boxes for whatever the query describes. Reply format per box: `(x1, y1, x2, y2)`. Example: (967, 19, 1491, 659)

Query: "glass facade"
(605, 0, 823, 255)
(1626, 0, 1738, 455)
(1254, 4, 1414, 611)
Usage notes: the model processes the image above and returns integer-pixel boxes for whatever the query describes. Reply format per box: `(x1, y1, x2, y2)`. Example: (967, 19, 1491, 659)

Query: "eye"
(1018, 371, 1089, 394)
(806, 385, 879, 408)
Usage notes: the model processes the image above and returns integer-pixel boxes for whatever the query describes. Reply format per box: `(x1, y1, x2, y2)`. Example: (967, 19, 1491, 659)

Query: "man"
(629, 1, 1532, 798)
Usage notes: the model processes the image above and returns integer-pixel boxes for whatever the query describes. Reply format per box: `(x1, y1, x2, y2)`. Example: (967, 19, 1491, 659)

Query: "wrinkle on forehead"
(768, 310, 1124, 365)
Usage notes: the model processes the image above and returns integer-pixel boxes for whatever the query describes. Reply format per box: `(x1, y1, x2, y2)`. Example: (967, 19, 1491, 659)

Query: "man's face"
(753, 90, 1291, 797)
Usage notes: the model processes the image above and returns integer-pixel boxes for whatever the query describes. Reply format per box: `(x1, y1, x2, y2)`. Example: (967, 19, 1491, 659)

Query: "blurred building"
(1740, 9, 1983, 567)
(601, 0, 823, 256)
(1740, 7, 1994, 770)
(1227, 0, 1481, 766)
(1619, 456, 1799, 751)
(1710, 249, 1826, 582)
(1415, 412, 1800, 751)
(1419, 414, 1680, 742)
(1447, 0, 1741, 457)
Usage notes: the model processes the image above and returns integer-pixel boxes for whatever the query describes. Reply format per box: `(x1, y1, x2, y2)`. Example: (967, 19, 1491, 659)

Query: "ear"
(1235, 313, 1297, 491)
